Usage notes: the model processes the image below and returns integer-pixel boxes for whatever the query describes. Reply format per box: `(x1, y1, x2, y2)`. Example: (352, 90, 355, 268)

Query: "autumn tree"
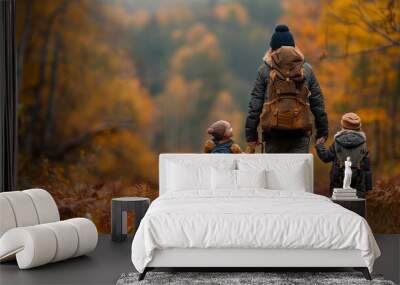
(281, 0, 400, 232)
(17, 0, 158, 232)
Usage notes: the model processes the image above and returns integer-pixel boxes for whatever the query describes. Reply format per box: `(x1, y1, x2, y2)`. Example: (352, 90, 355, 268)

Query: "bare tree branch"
(43, 34, 62, 147)
(322, 2, 399, 61)
(326, 11, 357, 26)
(320, 43, 397, 60)
(17, 0, 33, 91)
(354, 1, 400, 46)
(47, 122, 135, 160)
(26, 0, 71, 155)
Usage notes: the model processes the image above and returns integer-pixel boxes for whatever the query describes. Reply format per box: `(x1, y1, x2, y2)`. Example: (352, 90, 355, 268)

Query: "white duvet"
(131, 190, 380, 273)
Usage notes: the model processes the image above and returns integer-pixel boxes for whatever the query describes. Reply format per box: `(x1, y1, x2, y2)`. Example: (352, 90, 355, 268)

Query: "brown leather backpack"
(260, 46, 313, 132)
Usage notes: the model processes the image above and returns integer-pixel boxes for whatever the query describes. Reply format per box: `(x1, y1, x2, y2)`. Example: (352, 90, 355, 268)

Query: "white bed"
(131, 154, 380, 280)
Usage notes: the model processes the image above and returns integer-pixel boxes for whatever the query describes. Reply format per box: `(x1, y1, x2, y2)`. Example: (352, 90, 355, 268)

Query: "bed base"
(354, 267, 372, 280)
(138, 248, 372, 281)
(138, 267, 371, 281)
(138, 268, 149, 281)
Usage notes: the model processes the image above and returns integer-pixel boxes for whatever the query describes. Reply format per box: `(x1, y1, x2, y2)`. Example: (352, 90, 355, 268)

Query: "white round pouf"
(42, 221, 79, 262)
(0, 226, 57, 269)
(65, 218, 98, 257)
(0, 196, 17, 237)
(23, 189, 60, 224)
(0, 189, 98, 269)
(0, 191, 39, 227)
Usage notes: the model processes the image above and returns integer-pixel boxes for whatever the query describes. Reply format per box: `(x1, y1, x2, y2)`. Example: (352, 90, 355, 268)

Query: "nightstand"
(111, 197, 150, 242)
(331, 198, 366, 218)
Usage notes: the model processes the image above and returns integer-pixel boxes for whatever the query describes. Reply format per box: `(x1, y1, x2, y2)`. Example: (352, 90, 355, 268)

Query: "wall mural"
(16, 0, 400, 233)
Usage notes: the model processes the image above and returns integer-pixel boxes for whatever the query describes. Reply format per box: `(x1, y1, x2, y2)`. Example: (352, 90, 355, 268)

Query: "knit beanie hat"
(341, 113, 362, 130)
(270, 25, 295, 50)
(207, 120, 228, 141)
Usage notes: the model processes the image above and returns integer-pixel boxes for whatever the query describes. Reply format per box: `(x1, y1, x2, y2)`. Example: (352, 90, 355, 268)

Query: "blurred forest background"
(16, 0, 399, 233)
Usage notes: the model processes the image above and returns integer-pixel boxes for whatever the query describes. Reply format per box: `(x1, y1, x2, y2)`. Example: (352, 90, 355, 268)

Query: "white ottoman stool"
(0, 189, 98, 269)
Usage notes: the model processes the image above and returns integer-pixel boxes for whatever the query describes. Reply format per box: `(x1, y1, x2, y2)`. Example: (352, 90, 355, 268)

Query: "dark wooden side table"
(111, 197, 150, 242)
(331, 198, 366, 218)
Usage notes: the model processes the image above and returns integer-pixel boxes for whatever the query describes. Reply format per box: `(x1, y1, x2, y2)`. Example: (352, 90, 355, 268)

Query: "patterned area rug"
(116, 271, 395, 285)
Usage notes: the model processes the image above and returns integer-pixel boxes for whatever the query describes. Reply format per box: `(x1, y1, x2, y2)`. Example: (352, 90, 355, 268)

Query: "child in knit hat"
(204, 120, 242, 153)
(315, 113, 372, 197)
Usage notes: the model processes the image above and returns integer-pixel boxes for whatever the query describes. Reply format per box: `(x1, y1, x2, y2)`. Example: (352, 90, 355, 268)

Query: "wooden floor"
(0, 234, 398, 285)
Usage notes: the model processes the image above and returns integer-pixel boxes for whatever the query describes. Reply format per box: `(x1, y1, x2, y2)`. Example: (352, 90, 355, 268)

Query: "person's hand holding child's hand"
(246, 140, 261, 153)
(315, 136, 327, 145)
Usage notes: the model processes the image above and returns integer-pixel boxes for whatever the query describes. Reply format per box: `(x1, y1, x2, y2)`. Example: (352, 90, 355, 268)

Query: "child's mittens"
(230, 143, 242, 153)
(314, 143, 323, 151)
(204, 139, 216, 153)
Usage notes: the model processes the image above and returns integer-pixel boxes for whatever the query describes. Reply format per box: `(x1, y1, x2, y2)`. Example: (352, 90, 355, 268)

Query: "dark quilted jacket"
(245, 60, 329, 142)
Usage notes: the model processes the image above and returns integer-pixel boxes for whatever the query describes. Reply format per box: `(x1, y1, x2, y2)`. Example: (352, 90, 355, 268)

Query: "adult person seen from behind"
(245, 25, 328, 153)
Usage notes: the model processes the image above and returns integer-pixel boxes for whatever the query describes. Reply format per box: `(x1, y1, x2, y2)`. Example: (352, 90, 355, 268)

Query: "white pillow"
(167, 162, 211, 191)
(168, 159, 236, 171)
(211, 169, 268, 191)
(211, 168, 237, 191)
(236, 169, 267, 189)
(237, 158, 308, 191)
(266, 163, 306, 191)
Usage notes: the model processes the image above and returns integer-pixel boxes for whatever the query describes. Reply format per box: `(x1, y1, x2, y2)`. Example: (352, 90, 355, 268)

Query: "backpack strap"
(334, 142, 368, 169)
(269, 69, 277, 82)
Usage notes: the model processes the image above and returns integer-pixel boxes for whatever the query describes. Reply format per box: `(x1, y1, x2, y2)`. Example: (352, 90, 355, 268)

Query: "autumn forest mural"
(16, 0, 400, 233)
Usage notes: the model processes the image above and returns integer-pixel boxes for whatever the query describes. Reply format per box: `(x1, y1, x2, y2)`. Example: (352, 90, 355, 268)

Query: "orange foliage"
(208, 91, 244, 143)
(367, 177, 400, 233)
(16, 0, 400, 234)
(155, 6, 193, 25)
(102, 5, 150, 29)
(17, 0, 158, 233)
(282, 0, 400, 232)
(171, 23, 222, 72)
(213, 2, 249, 25)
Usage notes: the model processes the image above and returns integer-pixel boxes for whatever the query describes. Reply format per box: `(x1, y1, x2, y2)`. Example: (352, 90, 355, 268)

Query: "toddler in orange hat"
(315, 113, 372, 197)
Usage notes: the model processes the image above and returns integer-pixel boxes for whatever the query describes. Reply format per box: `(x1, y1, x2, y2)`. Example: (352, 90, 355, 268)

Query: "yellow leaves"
(208, 91, 244, 142)
(171, 23, 221, 72)
(164, 75, 202, 99)
(103, 3, 150, 29)
(102, 4, 149, 30)
(155, 6, 193, 25)
(213, 2, 249, 25)
(186, 24, 219, 49)
(102, 78, 155, 128)
(63, 77, 155, 138)
(156, 75, 202, 119)
(93, 130, 157, 183)
(280, 0, 325, 58)
(356, 108, 389, 124)
(323, 0, 400, 56)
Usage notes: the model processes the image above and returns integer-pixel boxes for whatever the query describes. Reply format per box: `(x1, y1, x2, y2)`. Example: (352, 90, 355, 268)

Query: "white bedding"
(131, 190, 380, 273)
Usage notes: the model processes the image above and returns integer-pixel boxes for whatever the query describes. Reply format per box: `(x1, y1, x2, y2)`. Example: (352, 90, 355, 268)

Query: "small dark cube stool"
(111, 197, 150, 242)
(331, 198, 366, 218)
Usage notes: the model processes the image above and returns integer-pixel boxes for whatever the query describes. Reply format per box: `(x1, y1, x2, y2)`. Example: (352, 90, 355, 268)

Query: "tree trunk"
(390, 64, 400, 159)
(43, 34, 62, 147)
(47, 123, 132, 160)
(25, 0, 70, 157)
(17, 0, 33, 92)
(373, 72, 387, 166)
